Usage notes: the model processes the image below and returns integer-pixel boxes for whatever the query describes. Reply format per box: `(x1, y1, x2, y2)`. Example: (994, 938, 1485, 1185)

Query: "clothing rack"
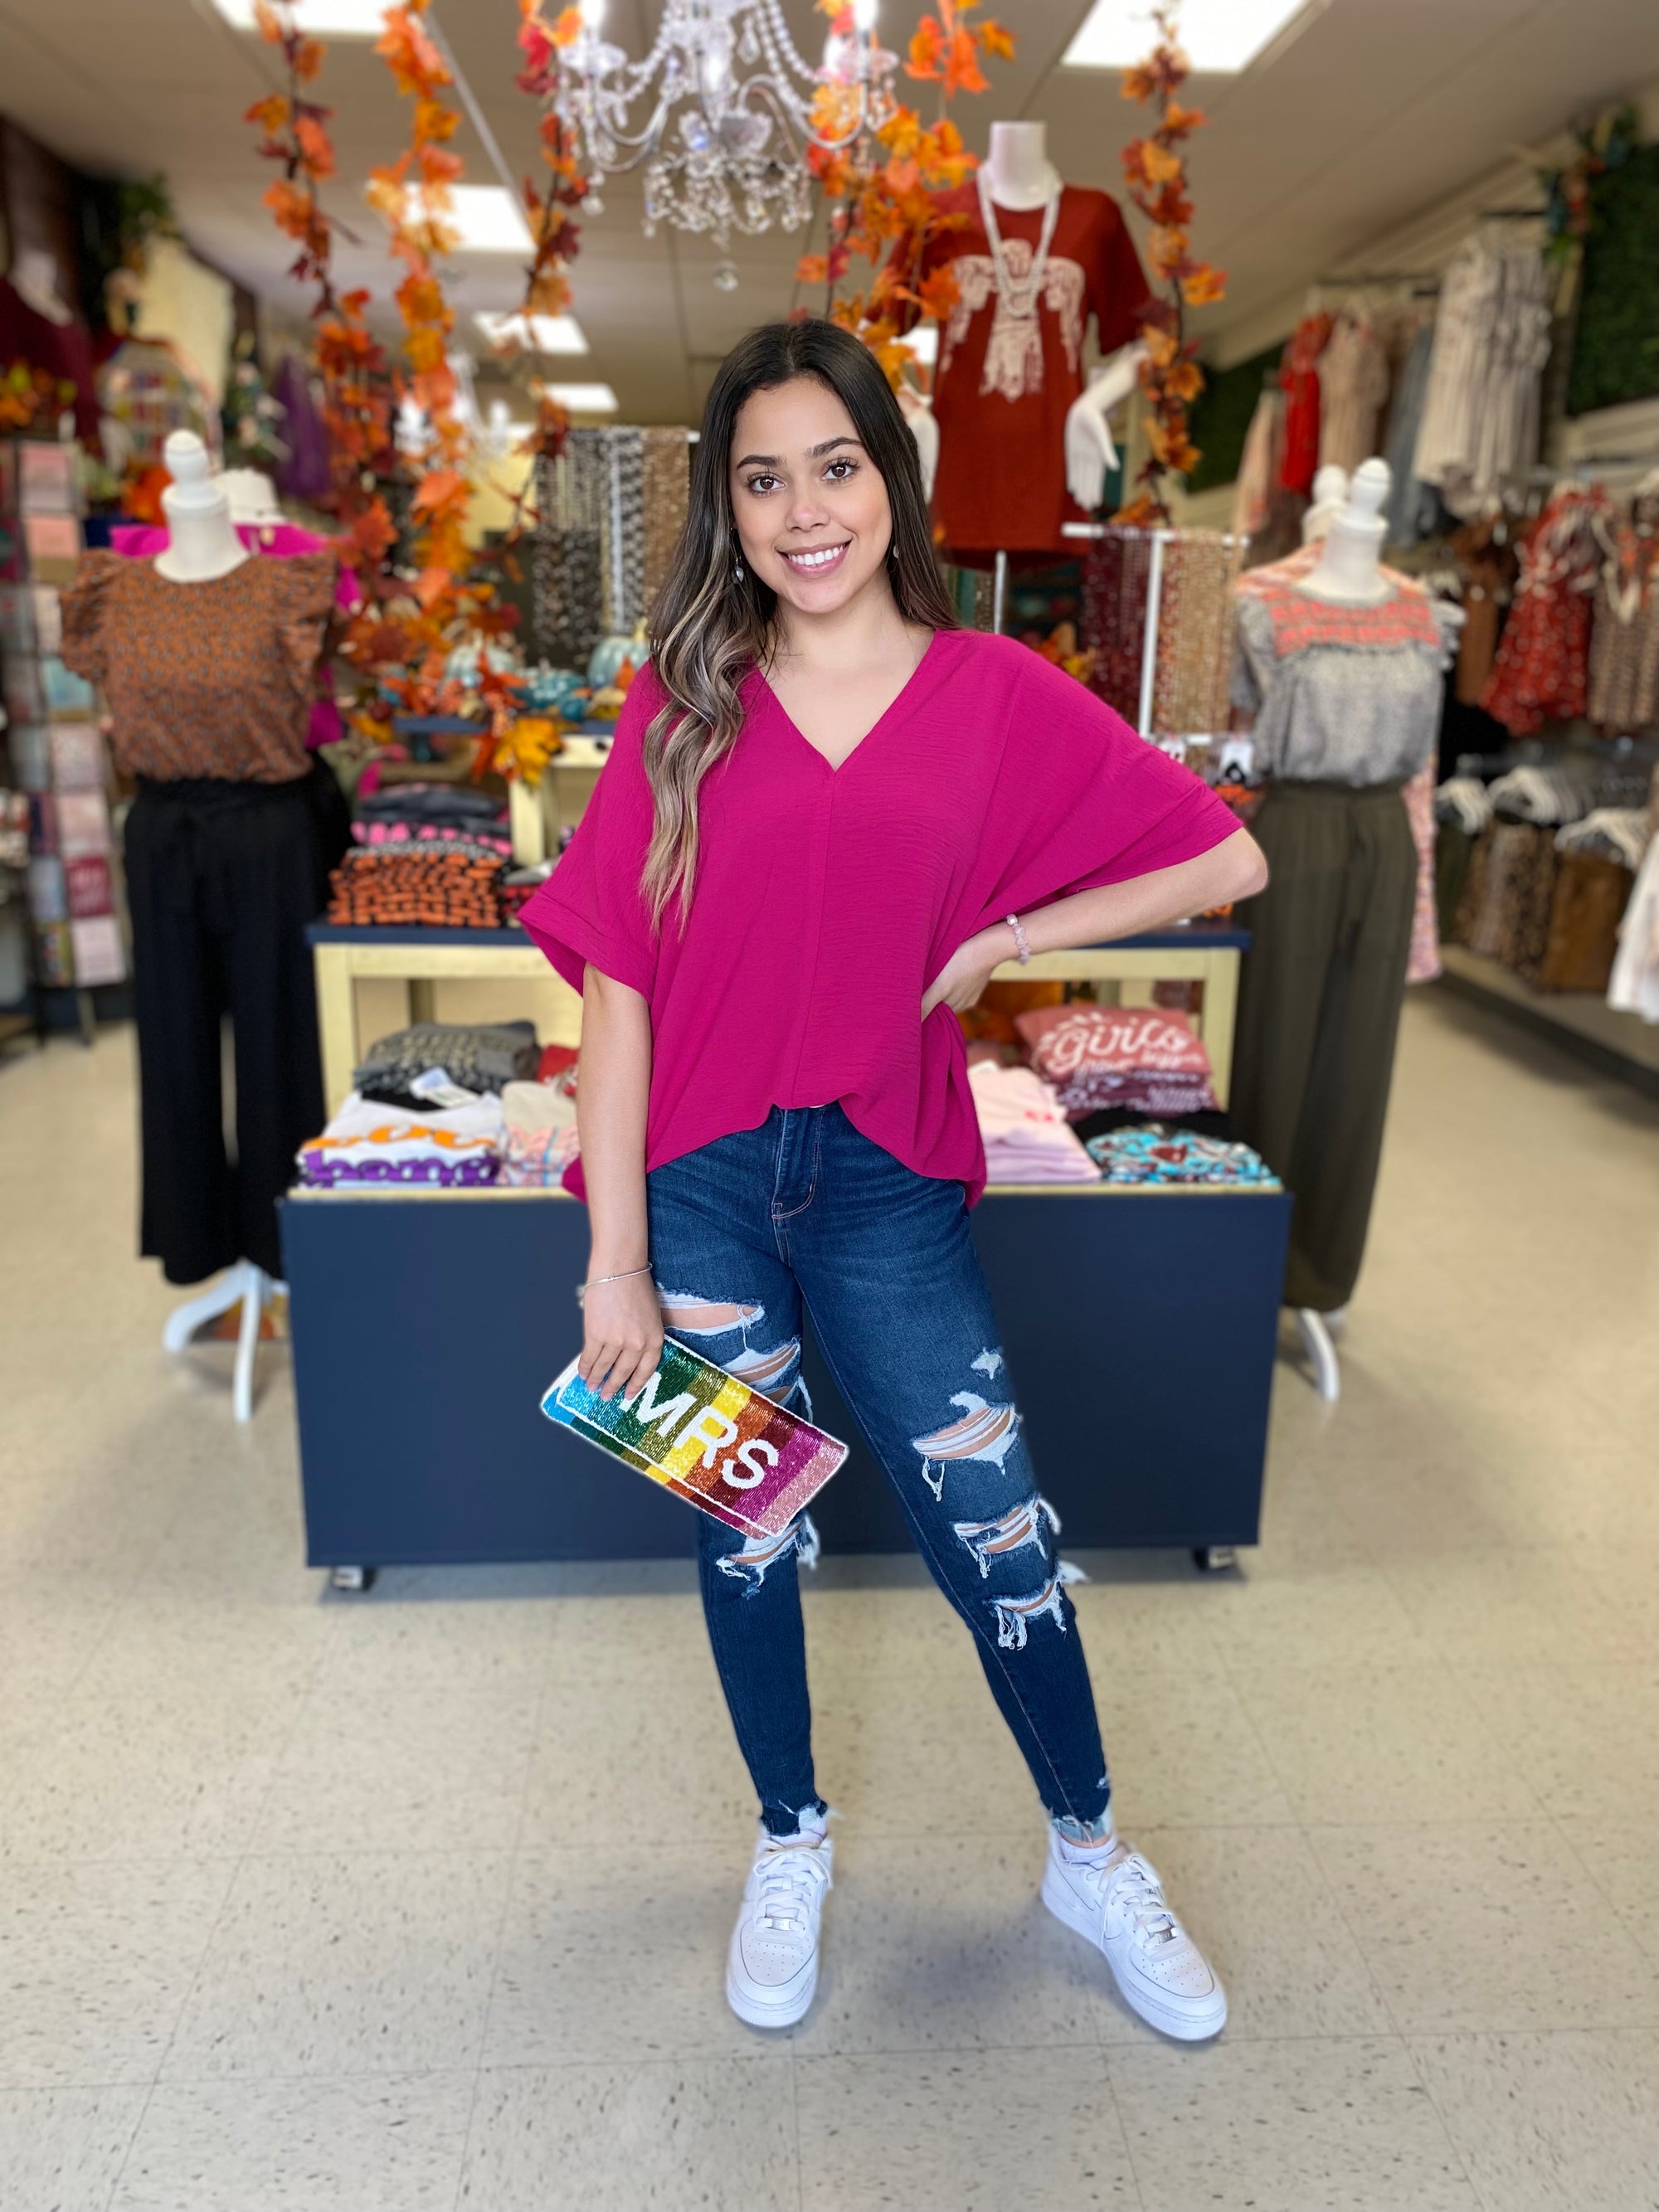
(1063, 523, 1244, 736)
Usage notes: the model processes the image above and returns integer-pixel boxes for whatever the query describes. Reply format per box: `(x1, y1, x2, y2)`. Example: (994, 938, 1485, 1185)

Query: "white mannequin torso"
(1299, 458, 1392, 604)
(154, 430, 251, 583)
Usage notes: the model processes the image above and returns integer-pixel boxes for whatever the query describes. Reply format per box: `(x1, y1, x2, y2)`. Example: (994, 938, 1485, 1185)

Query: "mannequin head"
(1299, 458, 1392, 604)
(1302, 464, 1350, 544)
(161, 431, 226, 518)
(155, 432, 251, 582)
(985, 122, 1062, 210)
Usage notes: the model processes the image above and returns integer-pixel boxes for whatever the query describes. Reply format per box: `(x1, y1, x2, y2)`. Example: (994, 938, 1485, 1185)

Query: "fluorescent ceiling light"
(1063, 0, 1313, 72)
(212, 0, 387, 32)
(397, 185, 533, 254)
(542, 383, 620, 413)
(474, 311, 589, 355)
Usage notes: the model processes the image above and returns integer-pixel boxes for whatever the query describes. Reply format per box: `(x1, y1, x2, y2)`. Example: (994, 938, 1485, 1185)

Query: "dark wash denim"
(647, 1105, 1112, 1840)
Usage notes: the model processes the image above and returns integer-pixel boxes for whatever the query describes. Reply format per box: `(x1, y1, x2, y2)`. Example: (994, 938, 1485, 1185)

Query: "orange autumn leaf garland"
(1117, 4, 1225, 522)
(244, 2, 397, 576)
(797, 0, 1013, 390)
(366, 1, 520, 731)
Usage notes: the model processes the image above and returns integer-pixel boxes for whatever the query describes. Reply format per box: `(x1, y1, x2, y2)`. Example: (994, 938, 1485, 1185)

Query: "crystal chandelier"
(547, 0, 896, 260)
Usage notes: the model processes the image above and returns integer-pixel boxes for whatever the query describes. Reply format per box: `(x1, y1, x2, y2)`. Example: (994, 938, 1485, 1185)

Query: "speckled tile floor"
(1, 987, 1657, 2212)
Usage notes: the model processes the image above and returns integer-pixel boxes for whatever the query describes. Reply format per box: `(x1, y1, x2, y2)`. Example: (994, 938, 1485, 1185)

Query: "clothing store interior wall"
(1, 0, 1658, 2206)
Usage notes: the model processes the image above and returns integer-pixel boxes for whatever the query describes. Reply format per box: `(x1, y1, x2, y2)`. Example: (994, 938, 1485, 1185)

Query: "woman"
(521, 319, 1265, 2040)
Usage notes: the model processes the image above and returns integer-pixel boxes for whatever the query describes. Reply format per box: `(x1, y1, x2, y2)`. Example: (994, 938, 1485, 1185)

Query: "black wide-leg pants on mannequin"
(1228, 780, 1416, 1315)
(124, 763, 350, 1285)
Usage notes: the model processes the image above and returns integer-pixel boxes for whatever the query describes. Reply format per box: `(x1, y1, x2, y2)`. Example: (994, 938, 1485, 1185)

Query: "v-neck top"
(520, 628, 1238, 1203)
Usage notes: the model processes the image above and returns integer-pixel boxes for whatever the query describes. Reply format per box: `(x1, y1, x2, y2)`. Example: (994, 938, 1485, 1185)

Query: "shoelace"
(1097, 1853, 1180, 1950)
(752, 1840, 831, 1937)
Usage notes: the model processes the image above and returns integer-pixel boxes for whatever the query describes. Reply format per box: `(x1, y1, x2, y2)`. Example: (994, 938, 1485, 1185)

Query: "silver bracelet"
(575, 1262, 653, 1309)
(1005, 912, 1032, 964)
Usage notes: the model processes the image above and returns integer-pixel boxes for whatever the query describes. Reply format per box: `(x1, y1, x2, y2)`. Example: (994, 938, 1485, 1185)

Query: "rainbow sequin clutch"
(541, 1339, 847, 1538)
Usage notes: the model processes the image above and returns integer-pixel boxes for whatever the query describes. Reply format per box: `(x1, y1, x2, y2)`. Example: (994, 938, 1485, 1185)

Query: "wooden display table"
(309, 920, 1248, 1117)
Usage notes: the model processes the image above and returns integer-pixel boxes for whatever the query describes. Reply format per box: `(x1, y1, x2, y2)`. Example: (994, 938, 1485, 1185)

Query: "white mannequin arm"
(1065, 342, 1146, 511)
(896, 383, 940, 502)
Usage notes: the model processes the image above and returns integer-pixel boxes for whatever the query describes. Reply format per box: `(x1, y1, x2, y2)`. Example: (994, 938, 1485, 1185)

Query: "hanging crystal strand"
(603, 426, 646, 633)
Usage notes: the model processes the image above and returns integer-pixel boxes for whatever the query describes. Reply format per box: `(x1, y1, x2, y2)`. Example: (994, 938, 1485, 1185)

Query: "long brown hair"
(641, 318, 959, 928)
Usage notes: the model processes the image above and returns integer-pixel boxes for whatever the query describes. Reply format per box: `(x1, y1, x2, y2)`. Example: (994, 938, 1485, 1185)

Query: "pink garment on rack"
(109, 521, 359, 749)
(1403, 761, 1441, 984)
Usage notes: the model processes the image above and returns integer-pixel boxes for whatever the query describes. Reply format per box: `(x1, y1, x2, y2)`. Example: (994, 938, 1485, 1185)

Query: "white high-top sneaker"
(1043, 1830, 1227, 2041)
(726, 1812, 834, 2030)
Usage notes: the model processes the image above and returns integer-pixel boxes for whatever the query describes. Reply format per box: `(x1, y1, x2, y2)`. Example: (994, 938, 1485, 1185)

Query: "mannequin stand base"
(1294, 1308, 1341, 1403)
(162, 1261, 281, 1422)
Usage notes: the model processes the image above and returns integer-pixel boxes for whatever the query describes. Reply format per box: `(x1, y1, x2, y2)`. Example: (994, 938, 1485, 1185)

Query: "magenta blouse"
(520, 628, 1239, 1203)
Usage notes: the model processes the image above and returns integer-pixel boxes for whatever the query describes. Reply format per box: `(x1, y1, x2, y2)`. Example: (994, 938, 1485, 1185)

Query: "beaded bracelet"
(1005, 912, 1032, 964)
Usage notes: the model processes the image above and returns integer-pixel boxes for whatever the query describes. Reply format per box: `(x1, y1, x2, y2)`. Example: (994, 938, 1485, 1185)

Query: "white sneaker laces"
(1100, 1853, 1180, 1950)
(753, 1840, 831, 1936)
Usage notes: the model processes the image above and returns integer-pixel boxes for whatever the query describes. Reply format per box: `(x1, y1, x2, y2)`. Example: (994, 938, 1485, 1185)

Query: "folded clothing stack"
(1014, 1005, 1219, 1121)
(1084, 1127, 1278, 1188)
(354, 1021, 540, 1109)
(327, 840, 508, 928)
(296, 1092, 505, 1189)
(500, 1073, 580, 1186)
(969, 1062, 1099, 1184)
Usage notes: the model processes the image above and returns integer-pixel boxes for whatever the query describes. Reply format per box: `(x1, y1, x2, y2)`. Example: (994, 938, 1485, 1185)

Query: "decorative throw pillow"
(1012, 1005, 1217, 1119)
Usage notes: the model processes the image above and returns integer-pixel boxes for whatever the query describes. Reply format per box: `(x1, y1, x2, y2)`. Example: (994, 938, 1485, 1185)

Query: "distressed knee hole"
(654, 1290, 767, 1342)
(911, 1392, 1021, 1502)
(716, 1513, 820, 1591)
(989, 1575, 1067, 1650)
(952, 1493, 1059, 1578)
(725, 1334, 803, 1403)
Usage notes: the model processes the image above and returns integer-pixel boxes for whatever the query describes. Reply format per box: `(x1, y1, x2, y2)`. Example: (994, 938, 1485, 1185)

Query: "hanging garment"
(1383, 318, 1439, 547)
(1316, 313, 1390, 474)
(1232, 386, 1283, 542)
(1277, 314, 1333, 498)
(1403, 762, 1442, 984)
(1151, 532, 1244, 737)
(1230, 782, 1418, 1311)
(1082, 527, 1154, 726)
(1536, 850, 1636, 994)
(912, 182, 1148, 561)
(1479, 484, 1608, 735)
(1450, 515, 1518, 705)
(0, 275, 100, 444)
(59, 549, 337, 781)
(1586, 515, 1659, 732)
(1608, 831, 1659, 1022)
(270, 354, 333, 504)
(1413, 240, 1551, 518)
(124, 766, 348, 1283)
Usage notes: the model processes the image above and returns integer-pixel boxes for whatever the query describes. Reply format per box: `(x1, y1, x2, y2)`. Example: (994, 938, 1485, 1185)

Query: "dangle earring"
(731, 534, 746, 584)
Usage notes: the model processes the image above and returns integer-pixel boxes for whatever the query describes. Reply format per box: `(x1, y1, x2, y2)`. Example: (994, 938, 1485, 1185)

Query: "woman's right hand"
(579, 1270, 664, 1402)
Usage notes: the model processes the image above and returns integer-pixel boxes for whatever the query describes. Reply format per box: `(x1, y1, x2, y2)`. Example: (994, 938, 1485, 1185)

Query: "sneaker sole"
(725, 1958, 817, 2030)
(1042, 1866, 1227, 2043)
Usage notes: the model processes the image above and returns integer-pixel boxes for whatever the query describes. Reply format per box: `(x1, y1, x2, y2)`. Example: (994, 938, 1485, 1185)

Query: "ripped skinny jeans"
(647, 1104, 1112, 1841)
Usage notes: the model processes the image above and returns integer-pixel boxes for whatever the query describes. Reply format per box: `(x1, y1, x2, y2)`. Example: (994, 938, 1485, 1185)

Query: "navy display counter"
(281, 1182, 1290, 1579)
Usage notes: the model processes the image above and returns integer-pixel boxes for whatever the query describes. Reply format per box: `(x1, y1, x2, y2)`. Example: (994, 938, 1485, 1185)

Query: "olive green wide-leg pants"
(1229, 781, 1417, 1314)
